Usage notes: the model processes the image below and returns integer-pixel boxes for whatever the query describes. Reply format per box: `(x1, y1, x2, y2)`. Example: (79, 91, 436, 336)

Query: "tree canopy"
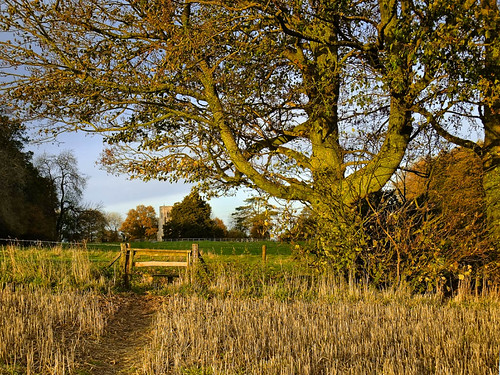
(120, 205, 158, 241)
(163, 192, 220, 239)
(0, 1, 426, 200)
(0, 111, 58, 240)
(0, 0, 498, 247)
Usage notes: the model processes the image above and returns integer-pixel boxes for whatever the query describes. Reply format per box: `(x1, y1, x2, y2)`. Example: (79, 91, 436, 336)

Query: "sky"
(27, 131, 251, 226)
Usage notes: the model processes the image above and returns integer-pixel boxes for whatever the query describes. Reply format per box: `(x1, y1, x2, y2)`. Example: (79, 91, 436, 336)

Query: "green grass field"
(89, 240, 291, 255)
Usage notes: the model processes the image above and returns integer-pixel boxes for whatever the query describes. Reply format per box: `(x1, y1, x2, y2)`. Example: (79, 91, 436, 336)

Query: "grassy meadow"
(1, 242, 500, 374)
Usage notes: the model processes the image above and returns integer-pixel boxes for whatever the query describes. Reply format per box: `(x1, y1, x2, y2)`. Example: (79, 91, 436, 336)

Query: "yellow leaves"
(458, 265, 473, 280)
(120, 204, 158, 240)
(7, 5, 17, 15)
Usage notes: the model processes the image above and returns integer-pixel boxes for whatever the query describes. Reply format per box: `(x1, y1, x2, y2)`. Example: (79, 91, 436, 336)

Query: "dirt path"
(77, 294, 161, 375)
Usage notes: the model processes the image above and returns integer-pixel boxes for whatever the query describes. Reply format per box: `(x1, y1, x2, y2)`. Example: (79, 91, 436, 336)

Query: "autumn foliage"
(119, 205, 158, 241)
(357, 148, 495, 291)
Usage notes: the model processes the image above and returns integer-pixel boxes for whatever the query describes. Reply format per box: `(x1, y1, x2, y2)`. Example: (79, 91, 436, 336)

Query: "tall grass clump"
(0, 245, 110, 290)
(0, 245, 119, 373)
(0, 285, 117, 374)
(142, 289, 500, 375)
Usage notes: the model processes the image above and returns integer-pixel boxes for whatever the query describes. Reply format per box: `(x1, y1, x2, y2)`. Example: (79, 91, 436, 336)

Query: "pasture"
(1, 242, 500, 374)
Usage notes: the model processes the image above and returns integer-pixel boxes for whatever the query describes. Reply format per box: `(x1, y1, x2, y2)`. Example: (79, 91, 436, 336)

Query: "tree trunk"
(309, 188, 367, 274)
(483, 117, 500, 245)
(481, 0, 500, 245)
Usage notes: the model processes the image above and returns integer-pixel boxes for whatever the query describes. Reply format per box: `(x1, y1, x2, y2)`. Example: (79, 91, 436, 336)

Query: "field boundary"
(120, 243, 200, 288)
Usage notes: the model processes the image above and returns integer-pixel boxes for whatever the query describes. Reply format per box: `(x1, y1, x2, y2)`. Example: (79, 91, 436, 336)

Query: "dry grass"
(1, 246, 500, 375)
(0, 245, 118, 374)
(0, 245, 110, 290)
(0, 286, 117, 374)
(141, 270, 500, 375)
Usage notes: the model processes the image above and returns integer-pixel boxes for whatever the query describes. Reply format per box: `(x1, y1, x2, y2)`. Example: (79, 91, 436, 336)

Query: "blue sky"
(28, 131, 251, 226)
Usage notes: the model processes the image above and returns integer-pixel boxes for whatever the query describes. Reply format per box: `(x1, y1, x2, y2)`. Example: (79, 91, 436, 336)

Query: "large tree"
(481, 0, 500, 244)
(0, 1, 493, 251)
(0, 111, 58, 240)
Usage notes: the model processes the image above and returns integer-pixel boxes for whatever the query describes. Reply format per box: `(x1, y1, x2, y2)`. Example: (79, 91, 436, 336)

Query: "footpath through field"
(76, 294, 161, 375)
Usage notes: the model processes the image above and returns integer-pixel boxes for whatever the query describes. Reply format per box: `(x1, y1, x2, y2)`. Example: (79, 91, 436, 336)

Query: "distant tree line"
(117, 192, 282, 242)
(158, 192, 279, 241)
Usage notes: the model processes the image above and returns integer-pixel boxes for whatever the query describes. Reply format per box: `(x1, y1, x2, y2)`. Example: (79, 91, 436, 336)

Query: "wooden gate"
(120, 243, 199, 288)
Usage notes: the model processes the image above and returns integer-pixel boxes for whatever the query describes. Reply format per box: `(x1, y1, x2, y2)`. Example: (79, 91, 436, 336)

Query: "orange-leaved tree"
(119, 205, 158, 241)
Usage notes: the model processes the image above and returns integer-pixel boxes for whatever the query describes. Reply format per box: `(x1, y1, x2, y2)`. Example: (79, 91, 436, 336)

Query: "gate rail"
(120, 243, 199, 288)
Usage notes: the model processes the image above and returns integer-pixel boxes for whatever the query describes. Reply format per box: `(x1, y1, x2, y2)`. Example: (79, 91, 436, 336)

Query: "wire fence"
(0, 238, 122, 248)
(158, 237, 269, 243)
(0, 237, 272, 248)
(0, 238, 82, 248)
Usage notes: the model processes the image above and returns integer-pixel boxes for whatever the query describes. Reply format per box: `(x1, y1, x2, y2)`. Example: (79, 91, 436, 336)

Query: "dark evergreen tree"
(163, 192, 216, 239)
(0, 111, 57, 240)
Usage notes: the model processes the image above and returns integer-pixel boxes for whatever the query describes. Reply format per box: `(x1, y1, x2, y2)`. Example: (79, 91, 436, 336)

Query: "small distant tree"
(36, 150, 88, 240)
(120, 205, 158, 241)
(226, 228, 248, 239)
(230, 206, 251, 235)
(75, 208, 107, 242)
(231, 196, 278, 239)
(212, 217, 228, 238)
(104, 212, 123, 242)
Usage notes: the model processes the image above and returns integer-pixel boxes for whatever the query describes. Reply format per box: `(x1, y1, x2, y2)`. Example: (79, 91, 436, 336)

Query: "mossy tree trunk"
(481, 0, 500, 245)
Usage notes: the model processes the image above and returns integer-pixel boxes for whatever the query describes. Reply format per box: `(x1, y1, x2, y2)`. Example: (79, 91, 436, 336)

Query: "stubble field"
(1, 243, 499, 374)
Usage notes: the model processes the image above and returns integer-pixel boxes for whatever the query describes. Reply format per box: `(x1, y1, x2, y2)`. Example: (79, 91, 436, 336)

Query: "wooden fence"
(119, 243, 200, 288)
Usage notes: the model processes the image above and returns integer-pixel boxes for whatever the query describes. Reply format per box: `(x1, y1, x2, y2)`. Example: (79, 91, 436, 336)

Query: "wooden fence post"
(120, 243, 128, 288)
(262, 244, 267, 263)
(127, 245, 134, 275)
(120, 243, 131, 289)
(191, 243, 199, 264)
